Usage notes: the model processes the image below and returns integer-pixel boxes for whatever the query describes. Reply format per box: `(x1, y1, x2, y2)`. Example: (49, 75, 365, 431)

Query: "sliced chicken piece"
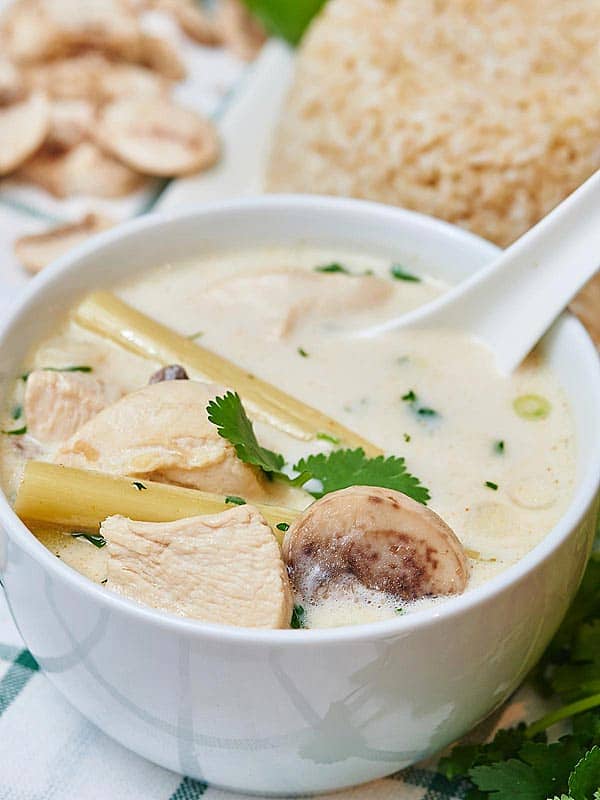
(14, 213, 113, 274)
(102, 507, 293, 627)
(283, 485, 469, 602)
(55, 380, 272, 500)
(25, 369, 112, 444)
(17, 141, 145, 198)
(201, 269, 392, 340)
(0, 91, 49, 175)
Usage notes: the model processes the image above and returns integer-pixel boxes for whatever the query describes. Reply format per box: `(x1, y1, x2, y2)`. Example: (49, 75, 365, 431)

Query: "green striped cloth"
(0, 591, 553, 800)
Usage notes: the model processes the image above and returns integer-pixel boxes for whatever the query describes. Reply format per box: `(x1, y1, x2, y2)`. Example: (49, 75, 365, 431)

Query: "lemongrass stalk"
(74, 291, 383, 456)
(15, 462, 298, 543)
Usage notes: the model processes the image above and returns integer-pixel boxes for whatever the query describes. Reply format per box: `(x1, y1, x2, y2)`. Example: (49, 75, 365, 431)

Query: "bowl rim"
(1, 193, 599, 647)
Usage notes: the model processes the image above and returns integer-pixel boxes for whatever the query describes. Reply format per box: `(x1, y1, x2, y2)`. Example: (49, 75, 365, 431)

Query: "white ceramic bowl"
(0, 196, 599, 795)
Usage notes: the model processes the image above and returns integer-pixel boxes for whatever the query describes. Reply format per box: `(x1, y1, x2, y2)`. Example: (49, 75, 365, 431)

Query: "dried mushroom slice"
(283, 485, 469, 602)
(96, 98, 219, 176)
(137, 33, 186, 80)
(0, 0, 62, 62)
(214, 0, 266, 61)
(96, 62, 170, 103)
(46, 99, 95, 151)
(157, 0, 221, 45)
(0, 58, 25, 105)
(0, 91, 50, 175)
(14, 213, 113, 274)
(17, 141, 145, 198)
(22, 54, 103, 101)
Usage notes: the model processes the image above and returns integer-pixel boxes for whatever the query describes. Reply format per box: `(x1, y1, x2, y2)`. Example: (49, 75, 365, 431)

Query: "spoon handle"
(424, 170, 600, 372)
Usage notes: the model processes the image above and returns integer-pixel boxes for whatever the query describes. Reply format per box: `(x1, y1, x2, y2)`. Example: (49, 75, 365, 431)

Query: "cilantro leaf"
(293, 448, 430, 504)
(242, 0, 327, 45)
(470, 739, 585, 800)
(568, 746, 600, 800)
(206, 391, 284, 474)
(390, 264, 421, 282)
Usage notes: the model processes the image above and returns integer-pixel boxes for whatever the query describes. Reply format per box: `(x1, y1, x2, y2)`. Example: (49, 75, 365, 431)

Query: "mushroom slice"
(149, 364, 189, 383)
(22, 54, 103, 101)
(25, 369, 112, 443)
(0, 92, 49, 175)
(0, 58, 24, 105)
(55, 380, 272, 502)
(96, 62, 170, 103)
(102, 507, 294, 628)
(96, 98, 219, 176)
(17, 141, 145, 198)
(283, 486, 469, 602)
(163, 0, 221, 45)
(0, 0, 61, 62)
(137, 33, 186, 80)
(214, 0, 266, 61)
(14, 213, 113, 274)
(46, 99, 95, 151)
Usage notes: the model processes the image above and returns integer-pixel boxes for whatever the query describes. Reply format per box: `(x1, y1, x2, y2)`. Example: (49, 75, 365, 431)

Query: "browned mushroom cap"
(149, 364, 189, 383)
(282, 485, 468, 602)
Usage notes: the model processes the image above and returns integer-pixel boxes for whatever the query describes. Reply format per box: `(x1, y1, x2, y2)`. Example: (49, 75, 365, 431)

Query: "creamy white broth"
(0, 246, 576, 628)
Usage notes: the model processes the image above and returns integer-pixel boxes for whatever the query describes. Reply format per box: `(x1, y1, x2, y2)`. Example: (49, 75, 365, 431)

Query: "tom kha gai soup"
(1, 247, 575, 629)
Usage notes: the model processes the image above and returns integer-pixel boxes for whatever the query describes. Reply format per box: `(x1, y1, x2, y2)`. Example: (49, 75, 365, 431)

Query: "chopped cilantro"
(187, 330, 203, 340)
(514, 394, 552, 421)
(294, 448, 430, 504)
(11, 404, 22, 420)
(403, 433, 411, 443)
(2, 425, 26, 435)
(485, 481, 499, 491)
(297, 347, 309, 358)
(132, 481, 147, 491)
(225, 495, 246, 506)
(390, 264, 421, 282)
(71, 532, 106, 548)
(395, 607, 405, 615)
(315, 262, 350, 274)
(291, 605, 306, 629)
(21, 365, 92, 381)
(275, 522, 290, 532)
(206, 391, 284, 475)
(402, 389, 438, 419)
(316, 431, 340, 445)
(494, 440, 505, 454)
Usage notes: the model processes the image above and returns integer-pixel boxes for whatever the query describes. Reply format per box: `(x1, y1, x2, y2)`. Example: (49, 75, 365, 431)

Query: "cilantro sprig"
(295, 448, 430, 504)
(207, 391, 284, 474)
(206, 392, 429, 503)
(440, 552, 600, 800)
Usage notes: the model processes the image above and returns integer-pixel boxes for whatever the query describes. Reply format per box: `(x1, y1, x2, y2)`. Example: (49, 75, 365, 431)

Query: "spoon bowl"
(358, 170, 600, 373)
